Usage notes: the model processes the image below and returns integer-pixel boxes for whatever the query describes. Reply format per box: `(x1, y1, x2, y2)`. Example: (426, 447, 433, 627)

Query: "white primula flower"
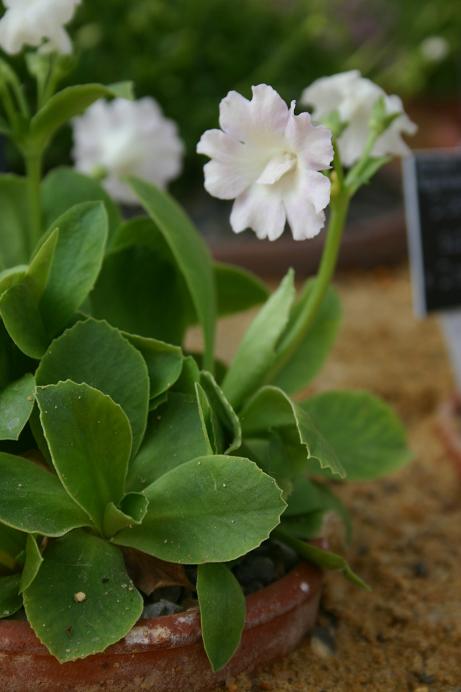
(197, 84, 333, 241)
(301, 70, 417, 167)
(0, 0, 81, 55)
(72, 97, 184, 205)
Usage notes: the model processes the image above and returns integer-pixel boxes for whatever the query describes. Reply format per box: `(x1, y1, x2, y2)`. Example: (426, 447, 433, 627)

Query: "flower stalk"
(267, 185, 350, 382)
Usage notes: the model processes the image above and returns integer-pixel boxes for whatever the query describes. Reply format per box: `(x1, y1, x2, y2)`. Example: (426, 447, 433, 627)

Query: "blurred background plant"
(3, 0, 459, 182)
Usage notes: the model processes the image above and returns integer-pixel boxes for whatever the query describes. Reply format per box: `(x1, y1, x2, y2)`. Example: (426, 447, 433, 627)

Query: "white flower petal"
(284, 195, 325, 241)
(256, 152, 296, 185)
(301, 70, 361, 117)
(203, 160, 252, 199)
(247, 84, 290, 139)
(299, 170, 331, 214)
(230, 185, 286, 241)
(72, 97, 184, 205)
(337, 112, 371, 167)
(282, 169, 328, 240)
(301, 72, 415, 167)
(198, 130, 264, 197)
(199, 84, 333, 241)
(0, 0, 80, 54)
(219, 90, 253, 140)
(285, 110, 333, 170)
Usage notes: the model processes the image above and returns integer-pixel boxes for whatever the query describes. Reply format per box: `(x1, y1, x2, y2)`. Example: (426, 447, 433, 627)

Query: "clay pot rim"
(0, 560, 322, 658)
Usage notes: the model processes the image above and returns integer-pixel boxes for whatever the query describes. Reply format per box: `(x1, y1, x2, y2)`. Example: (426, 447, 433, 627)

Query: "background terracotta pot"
(437, 393, 461, 477)
(0, 561, 322, 692)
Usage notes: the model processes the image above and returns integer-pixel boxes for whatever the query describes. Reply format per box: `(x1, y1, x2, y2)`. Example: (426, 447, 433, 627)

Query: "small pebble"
(234, 555, 276, 587)
(416, 672, 436, 684)
(73, 592, 86, 603)
(412, 562, 429, 578)
(142, 599, 181, 619)
(311, 626, 336, 658)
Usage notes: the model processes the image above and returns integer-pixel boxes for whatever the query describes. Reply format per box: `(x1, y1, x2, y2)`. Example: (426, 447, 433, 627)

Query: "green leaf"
(38, 202, 108, 336)
(23, 531, 143, 662)
(124, 333, 183, 400)
(286, 477, 351, 541)
(281, 512, 325, 539)
(241, 386, 345, 479)
(42, 168, 122, 239)
(271, 283, 341, 395)
(222, 271, 295, 409)
(1, 202, 107, 358)
(214, 263, 269, 317)
(36, 319, 149, 455)
(199, 372, 241, 454)
(197, 563, 245, 672)
(37, 382, 133, 532)
(0, 373, 35, 440)
(274, 527, 369, 590)
(0, 574, 21, 618)
(0, 280, 48, 359)
(0, 452, 91, 536)
(0, 231, 58, 359)
(129, 178, 216, 370)
(0, 323, 33, 390)
(127, 392, 212, 491)
(0, 175, 31, 270)
(20, 535, 43, 593)
(0, 523, 26, 572)
(241, 435, 298, 492)
(115, 455, 286, 563)
(102, 493, 149, 538)
(91, 221, 191, 345)
(27, 82, 133, 151)
(173, 355, 201, 394)
(0, 265, 27, 296)
(195, 382, 219, 453)
(301, 390, 411, 480)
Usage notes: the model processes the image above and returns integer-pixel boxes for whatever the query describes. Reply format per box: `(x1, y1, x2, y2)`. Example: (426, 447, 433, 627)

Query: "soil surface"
(191, 267, 461, 692)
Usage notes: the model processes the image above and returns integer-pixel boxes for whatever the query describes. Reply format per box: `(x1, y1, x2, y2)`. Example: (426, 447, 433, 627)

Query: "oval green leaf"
(222, 270, 295, 409)
(23, 531, 143, 662)
(129, 178, 216, 370)
(301, 390, 411, 480)
(0, 373, 35, 440)
(36, 319, 149, 454)
(115, 455, 286, 564)
(37, 381, 133, 532)
(0, 452, 91, 536)
(197, 563, 245, 672)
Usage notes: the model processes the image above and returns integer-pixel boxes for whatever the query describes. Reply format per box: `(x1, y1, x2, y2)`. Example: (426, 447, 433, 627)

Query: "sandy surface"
(197, 267, 461, 692)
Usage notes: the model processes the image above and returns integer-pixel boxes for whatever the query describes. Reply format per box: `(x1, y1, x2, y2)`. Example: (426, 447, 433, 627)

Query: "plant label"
(403, 149, 461, 315)
(403, 149, 461, 389)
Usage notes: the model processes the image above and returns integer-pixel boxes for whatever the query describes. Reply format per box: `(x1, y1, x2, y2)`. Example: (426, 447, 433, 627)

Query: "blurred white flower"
(0, 0, 81, 55)
(420, 36, 449, 63)
(72, 97, 184, 205)
(197, 84, 333, 241)
(301, 71, 416, 167)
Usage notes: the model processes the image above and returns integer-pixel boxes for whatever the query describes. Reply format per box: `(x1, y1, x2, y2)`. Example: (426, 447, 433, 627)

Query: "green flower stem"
(25, 151, 43, 255)
(266, 187, 350, 382)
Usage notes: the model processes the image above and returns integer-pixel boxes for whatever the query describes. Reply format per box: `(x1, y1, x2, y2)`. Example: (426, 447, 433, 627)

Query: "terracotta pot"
(437, 393, 461, 477)
(0, 561, 322, 692)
